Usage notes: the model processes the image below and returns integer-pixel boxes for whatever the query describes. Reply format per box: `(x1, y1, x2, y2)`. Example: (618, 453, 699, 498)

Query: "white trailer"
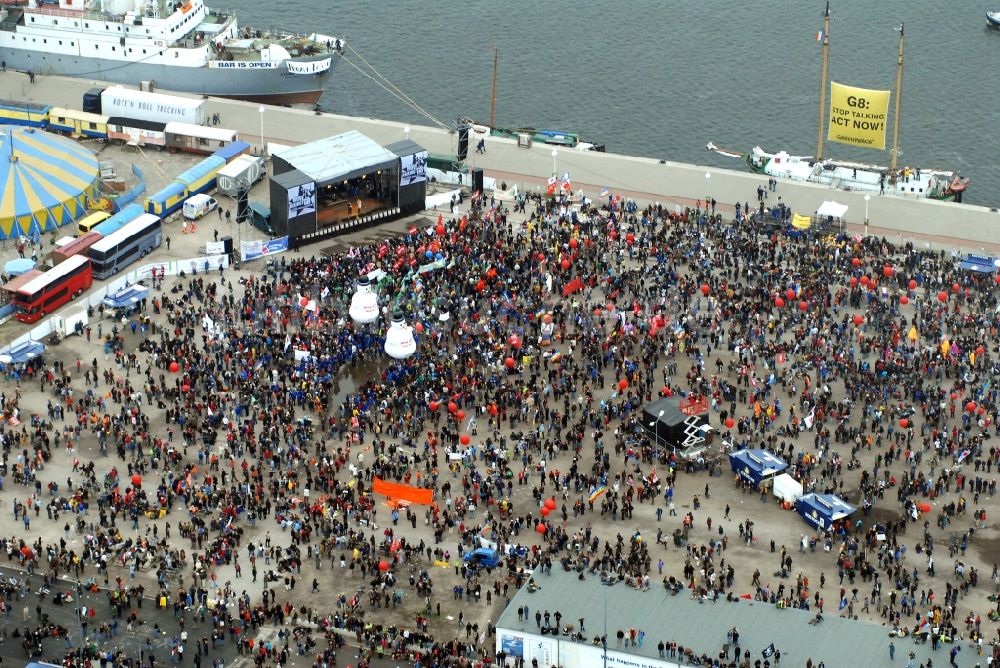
(100, 86, 205, 126)
(216, 154, 265, 197)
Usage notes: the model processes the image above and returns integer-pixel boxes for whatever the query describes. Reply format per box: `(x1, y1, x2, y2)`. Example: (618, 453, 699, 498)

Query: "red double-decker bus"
(13, 255, 93, 323)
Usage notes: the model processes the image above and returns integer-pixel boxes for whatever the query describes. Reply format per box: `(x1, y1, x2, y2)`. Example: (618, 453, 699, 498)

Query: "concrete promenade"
(2, 71, 999, 250)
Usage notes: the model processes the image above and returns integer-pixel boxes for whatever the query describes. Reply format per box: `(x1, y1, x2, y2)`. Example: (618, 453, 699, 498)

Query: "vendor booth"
(728, 448, 787, 487)
(797, 493, 855, 531)
(772, 473, 804, 503)
(641, 395, 712, 459)
(958, 254, 999, 274)
(102, 284, 149, 310)
(269, 130, 424, 239)
(0, 339, 44, 366)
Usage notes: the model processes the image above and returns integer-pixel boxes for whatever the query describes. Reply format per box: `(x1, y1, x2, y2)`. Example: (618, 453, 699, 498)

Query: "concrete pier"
(2, 71, 998, 250)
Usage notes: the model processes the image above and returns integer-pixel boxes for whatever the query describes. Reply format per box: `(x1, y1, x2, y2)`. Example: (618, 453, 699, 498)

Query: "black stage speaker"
(457, 124, 470, 162)
(221, 235, 233, 255)
(236, 188, 250, 224)
(472, 167, 484, 193)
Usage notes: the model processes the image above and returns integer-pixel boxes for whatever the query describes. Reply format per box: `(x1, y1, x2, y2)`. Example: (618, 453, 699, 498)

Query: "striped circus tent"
(0, 125, 100, 240)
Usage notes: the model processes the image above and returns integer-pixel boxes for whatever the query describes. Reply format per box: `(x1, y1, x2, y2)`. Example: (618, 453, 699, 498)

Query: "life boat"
(948, 176, 970, 193)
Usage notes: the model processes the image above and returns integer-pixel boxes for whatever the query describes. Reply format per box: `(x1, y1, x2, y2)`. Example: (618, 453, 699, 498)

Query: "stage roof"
(277, 130, 398, 184)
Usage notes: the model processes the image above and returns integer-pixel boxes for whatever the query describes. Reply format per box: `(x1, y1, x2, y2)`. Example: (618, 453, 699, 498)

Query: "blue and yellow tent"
(0, 125, 100, 240)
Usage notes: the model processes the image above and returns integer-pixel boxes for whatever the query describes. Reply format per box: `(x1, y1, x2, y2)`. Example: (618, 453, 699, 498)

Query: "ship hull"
(0, 47, 331, 104)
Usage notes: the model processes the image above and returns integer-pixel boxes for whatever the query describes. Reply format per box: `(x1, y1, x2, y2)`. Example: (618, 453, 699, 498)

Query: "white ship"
(0, 0, 342, 104)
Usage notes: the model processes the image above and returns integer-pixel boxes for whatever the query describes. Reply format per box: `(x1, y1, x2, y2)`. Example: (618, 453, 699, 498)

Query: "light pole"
(551, 149, 558, 177)
(258, 106, 266, 157)
(864, 194, 870, 237)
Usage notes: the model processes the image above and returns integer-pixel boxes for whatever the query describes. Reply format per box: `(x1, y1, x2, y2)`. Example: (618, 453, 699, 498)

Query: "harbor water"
(231, 0, 999, 206)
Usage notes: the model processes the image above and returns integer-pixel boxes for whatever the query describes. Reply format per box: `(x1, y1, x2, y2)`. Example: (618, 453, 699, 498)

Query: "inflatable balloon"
(131, 474, 142, 487)
(952, 282, 960, 293)
(853, 315, 864, 326)
(447, 401, 458, 413)
(724, 417, 735, 429)
(378, 560, 389, 572)
(899, 418, 908, 428)
(798, 301, 808, 311)
(966, 401, 976, 413)
(561, 259, 571, 270)
(504, 357, 516, 369)
(540, 507, 550, 517)
(785, 289, 795, 301)
(851, 257, 861, 267)
(569, 238, 578, 249)
(938, 291, 948, 302)
(700, 284, 710, 296)
(460, 434, 471, 445)
(456, 410, 465, 421)
(849, 277, 858, 288)
(899, 295, 909, 305)
(907, 279, 917, 290)
(860, 275, 870, 286)
(774, 297, 785, 308)
(619, 379, 628, 390)
(544, 498, 556, 510)
(169, 361, 180, 373)
(536, 523, 546, 534)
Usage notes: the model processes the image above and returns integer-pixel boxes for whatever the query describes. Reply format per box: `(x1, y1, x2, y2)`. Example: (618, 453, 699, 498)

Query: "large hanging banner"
(240, 236, 289, 262)
(827, 82, 891, 150)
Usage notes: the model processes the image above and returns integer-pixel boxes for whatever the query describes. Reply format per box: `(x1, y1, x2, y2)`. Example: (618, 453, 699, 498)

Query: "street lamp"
(864, 194, 871, 237)
(258, 106, 266, 157)
(551, 149, 558, 177)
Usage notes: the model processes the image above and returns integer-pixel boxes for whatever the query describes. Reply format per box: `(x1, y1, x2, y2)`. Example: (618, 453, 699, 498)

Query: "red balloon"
(182, 384, 191, 393)
(378, 560, 389, 573)
(536, 524, 547, 534)
(976, 345, 985, 355)
(995, 274, 1000, 284)
(447, 401, 458, 413)
(414, 322, 425, 333)
(883, 266, 893, 277)
(460, 434, 470, 445)
(774, 297, 785, 308)
(849, 277, 858, 288)
(798, 301, 808, 311)
(429, 401, 440, 411)
(724, 417, 735, 429)
(504, 357, 516, 369)
(626, 233, 635, 244)
(700, 284, 710, 296)
(851, 257, 861, 267)
(169, 361, 180, 373)
(619, 379, 629, 390)
(853, 315, 864, 326)
(938, 291, 948, 303)
(509, 335, 521, 348)
(950, 392, 958, 400)
(907, 279, 917, 290)
(544, 498, 557, 510)
(569, 238, 579, 249)
(785, 289, 795, 301)
(131, 474, 142, 487)
(899, 418, 908, 428)
(537, 253, 546, 262)
(540, 507, 550, 517)
(561, 259, 571, 271)
(860, 275, 870, 286)
(952, 283, 961, 293)
(899, 295, 909, 305)
(966, 401, 977, 413)
(977, 406, 986, 415)
(456, 410, 466, 421)
(435, 224, 445, 235)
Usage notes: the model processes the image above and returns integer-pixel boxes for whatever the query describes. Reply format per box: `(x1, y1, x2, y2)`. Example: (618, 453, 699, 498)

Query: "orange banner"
(373, 477, 433, 505)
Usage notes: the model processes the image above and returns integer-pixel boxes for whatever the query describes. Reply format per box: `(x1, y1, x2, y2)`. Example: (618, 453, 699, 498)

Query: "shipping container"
(213, 140, 252, 164)
(94, 203, 145, 237)
(54, 232, 102, 264)
(0, 99, 51, 127)
(100, 86, 205, 126)
(216, 154, 265, 196)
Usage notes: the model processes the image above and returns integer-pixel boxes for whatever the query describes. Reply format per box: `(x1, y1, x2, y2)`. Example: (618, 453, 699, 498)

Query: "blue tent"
(796, 493, 855, 531)
(0, 339, 44, 365)
(728, 448, 787, 487)
(958, 255, 999, 273)
(102, 284, 149, 309)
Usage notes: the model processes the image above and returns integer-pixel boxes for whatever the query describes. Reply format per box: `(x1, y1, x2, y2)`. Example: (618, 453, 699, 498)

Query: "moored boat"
(987, 11, 1000, 28)
(0, 0, 343, 104)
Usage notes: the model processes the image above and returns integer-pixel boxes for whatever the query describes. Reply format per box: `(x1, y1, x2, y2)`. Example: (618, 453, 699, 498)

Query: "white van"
(183, 194, 218, 220)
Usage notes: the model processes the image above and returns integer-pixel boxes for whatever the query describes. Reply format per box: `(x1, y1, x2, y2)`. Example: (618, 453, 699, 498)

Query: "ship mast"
(816, 1, 830, 160)
(489, 46, 499, 128)
(889, 24, 904, 175)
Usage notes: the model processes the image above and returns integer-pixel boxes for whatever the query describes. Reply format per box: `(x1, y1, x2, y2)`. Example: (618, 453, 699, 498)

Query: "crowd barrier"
(0, 253, 229, 357)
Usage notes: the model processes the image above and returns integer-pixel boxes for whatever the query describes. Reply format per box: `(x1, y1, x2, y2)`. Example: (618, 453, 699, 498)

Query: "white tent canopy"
(816, 200, 848, 219)
(772, 473, 804, 503)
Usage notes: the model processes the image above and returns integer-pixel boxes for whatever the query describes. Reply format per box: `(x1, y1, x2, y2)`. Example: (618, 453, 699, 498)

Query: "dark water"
(234, 0, 1000, 206)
